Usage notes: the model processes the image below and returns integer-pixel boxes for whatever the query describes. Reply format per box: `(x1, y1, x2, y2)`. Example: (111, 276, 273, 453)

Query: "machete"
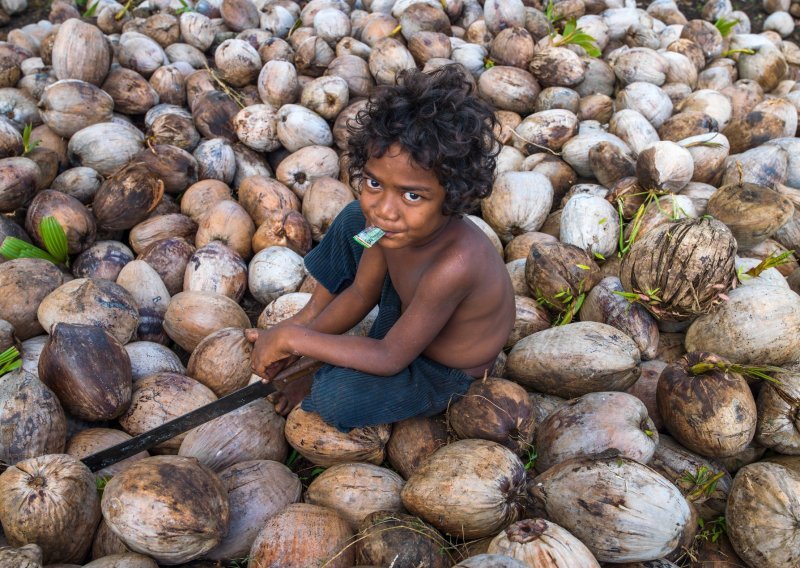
(81, 357, 322, 472)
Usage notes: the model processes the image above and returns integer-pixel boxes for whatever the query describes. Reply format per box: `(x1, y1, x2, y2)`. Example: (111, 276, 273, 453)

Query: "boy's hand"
(244, 327, 298, 382)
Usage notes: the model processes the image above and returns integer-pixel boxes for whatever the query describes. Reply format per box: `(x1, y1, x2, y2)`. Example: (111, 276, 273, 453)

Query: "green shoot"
(115, 0, 132, 19)
(687, 360, 783, 385)
(484, 58, 495, 70)
(744, 250, 795, 278)
(714, 17, 740, 37)
(696, 516, 727, 544)
(175, 0, 192, 13)
(522, 444, 538, 471)
(722, 47, 755, 57)
(0, 346, 21, 377)
(614, 288, 662, 306)
(575, 264, 590, 270)
(388, 24, 402, 38)
(681, 466, 725, 500)
(284, 449, 300, 469)
(21, 124, 41, 156)
(227, 557, 250, 568)
(643, 428, 654, 437)
(95, 475, 112, 494)
(552, 19, 601, 57)
(287, 18, 302, 37)
(545, 0, 561, 26)
(551, 280, 586, 326)
(84, 0, 101, 17)
(598, 217, 607, 225)
(39, 217, 69, 264)
(0, 217, 69, 266)
(593, 251, 606, 261)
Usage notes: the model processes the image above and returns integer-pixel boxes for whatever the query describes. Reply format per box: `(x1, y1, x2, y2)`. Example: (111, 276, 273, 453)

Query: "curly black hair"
(346, 64, 499, 216)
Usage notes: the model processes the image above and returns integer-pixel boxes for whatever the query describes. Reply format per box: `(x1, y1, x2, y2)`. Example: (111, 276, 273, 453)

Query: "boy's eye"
(404, 192, 422, 202)
(365, 178, 381, 189)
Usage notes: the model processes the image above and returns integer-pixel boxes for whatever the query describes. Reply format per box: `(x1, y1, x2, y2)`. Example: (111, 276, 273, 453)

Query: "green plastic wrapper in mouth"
(353, 225, 386, 248)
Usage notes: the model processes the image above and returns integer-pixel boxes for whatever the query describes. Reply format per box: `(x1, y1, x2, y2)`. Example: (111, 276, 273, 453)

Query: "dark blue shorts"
(300, 201, 473, 431)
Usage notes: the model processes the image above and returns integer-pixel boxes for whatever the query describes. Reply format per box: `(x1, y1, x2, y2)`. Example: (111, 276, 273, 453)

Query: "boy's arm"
(267, 254, 473, 376)
(249, 246, 387, 377)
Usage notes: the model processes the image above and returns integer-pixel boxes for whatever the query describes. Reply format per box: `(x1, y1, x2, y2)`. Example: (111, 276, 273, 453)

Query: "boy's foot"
(267, 373, 313, 416)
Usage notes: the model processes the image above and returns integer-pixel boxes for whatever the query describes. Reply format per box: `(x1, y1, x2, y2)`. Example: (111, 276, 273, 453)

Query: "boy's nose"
(374, 193, 400, 222)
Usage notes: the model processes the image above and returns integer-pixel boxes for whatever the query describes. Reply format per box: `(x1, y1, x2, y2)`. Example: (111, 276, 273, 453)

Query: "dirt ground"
(0, 0, 790, 41)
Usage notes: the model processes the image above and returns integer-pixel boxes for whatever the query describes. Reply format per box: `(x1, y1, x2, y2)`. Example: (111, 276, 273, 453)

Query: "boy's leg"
(300, 357, 474, 432)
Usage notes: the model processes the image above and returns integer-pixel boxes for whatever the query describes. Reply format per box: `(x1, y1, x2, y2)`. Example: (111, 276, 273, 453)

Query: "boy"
(245, 65, 515, 432)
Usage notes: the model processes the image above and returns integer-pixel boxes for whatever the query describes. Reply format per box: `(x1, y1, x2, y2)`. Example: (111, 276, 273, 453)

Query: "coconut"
(636, 141, 694, 192)
(91, 518, 134, 559)
(248, 246, 307, 305)
(253, 209, 313, 256)
(147, 112, 200, 151)
(118, 372, 217, 453)
(579, 276, 659, 360)
(101, 455, 228, 564)
(524, 239, 601, 315)
(0, 259, 63, 340)
(506, 322, 641, 399)
(68, 122, 145, 177)
(257, 292, 311, 328)
(124, 341, 185, 384)
(138, 237, 195, 296)
(115, 260, 170, 344)
(625, 360, 667, 432)
(238, 176, 300, 227)
(205, 460, 302, 561)
(401, 439, 525, 539)
(39, 79, 114, 138)
(92, 162, 164, 232)
(619, 217, 736, 321)
(303, 177, 356, 241)
(38, 278, 140, 345)
(82, 554, 158, 568)
(0, 545, 43, 568)
(0, 454, 100, 564)
(163, 291, 250, 352)
(191, 90, 239, 143)
(135, 145, 198, 196)
(487, 518, 600, 568)
(38, 323, 132, 421)
(559, 193, 619, 258)
(0, 157, 40, 213)
(185, 326, 251, 396)
(536, 391, 658, 473)
(447, 377, 535, 456)
(182, 241, 247, 302)
(755, 364, 800, 454)
(478, 66, 540, 115)
(481, 171, 554, 243)
(194, 199, 254, 260)
(353, 510, 453, 567)
(648, 434, 732, 521)
(706, 182, 795, 249)
(284, 406, 391, 467)
(726, 462, 800, 568)
(455, 555, 529, 568)
(306, 463, 405, 530)
(505, 295, 550, 348)
(51, 18, 111, 86)
(685, 285, 800, 366)
(657, 352, 757, 458)
(192, 140, 236, 185)
(66, 428, 149, 480)
(529, 457, 694, 563)
(385, 415, 449, 480)
(249, 503, 355, 568)
(0, 369, 66, 466)
(178, 398, 288, 470)
(72, 241, 134, 282)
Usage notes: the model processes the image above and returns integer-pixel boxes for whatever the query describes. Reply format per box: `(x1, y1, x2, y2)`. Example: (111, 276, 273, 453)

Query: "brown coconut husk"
(620, 217, 736, 321)
(657, 352, 757, 458)
(355, 511, 458, 568)
(386, 414, 450, 479)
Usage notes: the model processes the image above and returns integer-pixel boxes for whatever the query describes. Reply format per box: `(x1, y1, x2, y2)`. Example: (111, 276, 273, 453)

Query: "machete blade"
(82, 357, 320, 472)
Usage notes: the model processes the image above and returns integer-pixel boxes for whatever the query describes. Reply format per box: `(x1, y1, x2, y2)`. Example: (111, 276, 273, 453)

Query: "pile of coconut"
(1, 0, 800, 565)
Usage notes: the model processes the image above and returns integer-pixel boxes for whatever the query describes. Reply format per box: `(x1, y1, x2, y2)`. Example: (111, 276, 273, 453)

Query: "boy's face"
(359, 143, 449, 249)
